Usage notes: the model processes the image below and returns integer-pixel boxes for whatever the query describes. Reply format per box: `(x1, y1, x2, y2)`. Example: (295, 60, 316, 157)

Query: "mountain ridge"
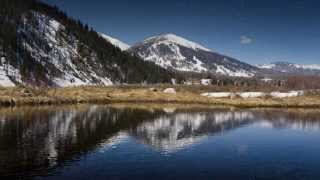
(99, 33, 130, 51)
(128, 33, 257, 77)
(257, 61, 320, 75)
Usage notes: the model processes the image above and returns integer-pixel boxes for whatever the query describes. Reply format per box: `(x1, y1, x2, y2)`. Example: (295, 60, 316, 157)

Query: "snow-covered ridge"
(99, 33, 130, 51)
(293, 64, 320, 70)
(257, 62, 320, 71)
(143, 33, 211, 52)
(256, 64, 276, 69)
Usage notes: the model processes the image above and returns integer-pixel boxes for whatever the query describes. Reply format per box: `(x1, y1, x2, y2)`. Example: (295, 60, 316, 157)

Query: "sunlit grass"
(0, 85, 319, 107)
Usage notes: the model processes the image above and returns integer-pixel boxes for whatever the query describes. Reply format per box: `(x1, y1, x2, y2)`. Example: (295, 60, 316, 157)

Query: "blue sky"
(44, 0, 320, 64)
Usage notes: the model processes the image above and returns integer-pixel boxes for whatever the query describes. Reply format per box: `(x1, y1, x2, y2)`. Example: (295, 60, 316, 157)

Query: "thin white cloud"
(240, 35, 253, 44)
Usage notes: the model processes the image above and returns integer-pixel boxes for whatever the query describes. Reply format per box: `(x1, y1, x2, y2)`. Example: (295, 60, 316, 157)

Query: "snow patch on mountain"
(99, 33, 130, 51)
(144, 33, 211, 52)
(20, 12, 113, 87)
(135, 38, 208, 72)
(216, 65, 254, 77)
(0, 63, 21, 87)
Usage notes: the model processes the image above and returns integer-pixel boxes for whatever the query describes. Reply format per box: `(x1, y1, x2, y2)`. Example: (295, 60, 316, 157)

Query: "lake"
(0, 104, 320, 180)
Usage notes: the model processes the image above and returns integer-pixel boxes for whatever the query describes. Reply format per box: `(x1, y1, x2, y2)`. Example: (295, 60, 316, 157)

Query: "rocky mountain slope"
(0, 0, 174, 87)
(128, 34, 258, 77)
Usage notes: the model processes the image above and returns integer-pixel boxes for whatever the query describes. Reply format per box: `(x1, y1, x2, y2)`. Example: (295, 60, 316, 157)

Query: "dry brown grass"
(0, 85, 319, 108)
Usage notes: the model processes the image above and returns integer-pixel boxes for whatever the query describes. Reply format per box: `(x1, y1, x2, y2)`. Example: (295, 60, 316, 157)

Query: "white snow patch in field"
(200, 79, 212, 86)
(261, 78, 273, 82)
(270, 91, 304, 98)
(238, 92, 266, 98)
(201, 91, 304, 99)
(163, 88, 176, 94)
(201, 92, 234, 98)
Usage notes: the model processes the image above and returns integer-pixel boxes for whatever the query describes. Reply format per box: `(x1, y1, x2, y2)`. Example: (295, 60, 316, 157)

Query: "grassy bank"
(0, 85, 319, 108)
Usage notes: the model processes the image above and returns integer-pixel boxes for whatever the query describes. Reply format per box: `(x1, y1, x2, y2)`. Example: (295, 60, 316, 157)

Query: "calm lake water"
(0, 105, 320, 180)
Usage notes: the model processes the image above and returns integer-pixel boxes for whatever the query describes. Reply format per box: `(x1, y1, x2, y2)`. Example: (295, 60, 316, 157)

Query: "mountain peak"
(129, 33, 256, 77)
(144, 33, 211, 52)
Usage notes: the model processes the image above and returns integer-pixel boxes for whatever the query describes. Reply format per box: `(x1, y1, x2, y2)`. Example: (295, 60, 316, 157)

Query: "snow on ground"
(0, 57, 22, 87)
(270, 91, 304, 98)
(99, 33, 130, 51)
(0, 67, 16, 87)
(163, 88, 176, 94)
(238, 92, 266, 98)
(261, 77, 273, 82)
(200, 79, 212, 86)
(201, 92, 234, 98)
(201, 91, 304, 99)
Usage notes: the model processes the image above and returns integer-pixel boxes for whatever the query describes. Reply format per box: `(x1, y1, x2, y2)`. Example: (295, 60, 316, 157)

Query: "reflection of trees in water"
(0, 106, 319, 177)
(0, 106, 165, 177)
(255, 109, 320, 130)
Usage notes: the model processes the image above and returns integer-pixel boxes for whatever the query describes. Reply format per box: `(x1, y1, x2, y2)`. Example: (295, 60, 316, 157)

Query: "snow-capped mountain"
(257, 61, 320, 75)
(99, 33, 130, 51)
(128, 33, 257, 77)
(130, 111, 253, 153)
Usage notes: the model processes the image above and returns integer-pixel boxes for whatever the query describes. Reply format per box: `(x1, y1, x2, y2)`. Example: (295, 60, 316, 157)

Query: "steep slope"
(0, 0, 174, 87)
(257, 61, 320, 76)
(99, 33, 130, 51)
(19, 12, 113, 86)
(128, 34, 257, 77)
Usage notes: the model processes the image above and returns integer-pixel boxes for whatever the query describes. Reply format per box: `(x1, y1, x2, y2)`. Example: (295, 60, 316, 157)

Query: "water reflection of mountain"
(130, 111, 254, 153)
(0, 106, 320, 177)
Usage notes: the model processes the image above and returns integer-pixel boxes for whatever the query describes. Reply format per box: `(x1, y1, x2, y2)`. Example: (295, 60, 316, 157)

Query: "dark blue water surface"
(0, 105, 320, 180)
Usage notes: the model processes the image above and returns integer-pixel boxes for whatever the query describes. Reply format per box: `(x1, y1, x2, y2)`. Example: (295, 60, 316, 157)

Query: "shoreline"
(0, 86, 319, 108)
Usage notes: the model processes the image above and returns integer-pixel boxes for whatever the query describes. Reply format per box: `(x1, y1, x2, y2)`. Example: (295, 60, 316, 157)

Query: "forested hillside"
(0, 0, 177, 86)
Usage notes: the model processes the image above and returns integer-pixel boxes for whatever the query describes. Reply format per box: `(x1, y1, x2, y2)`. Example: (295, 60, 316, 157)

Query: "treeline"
(286, 75, 320, 89)
(178, 71, 320, 90)
(0, 0, 178, 84)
